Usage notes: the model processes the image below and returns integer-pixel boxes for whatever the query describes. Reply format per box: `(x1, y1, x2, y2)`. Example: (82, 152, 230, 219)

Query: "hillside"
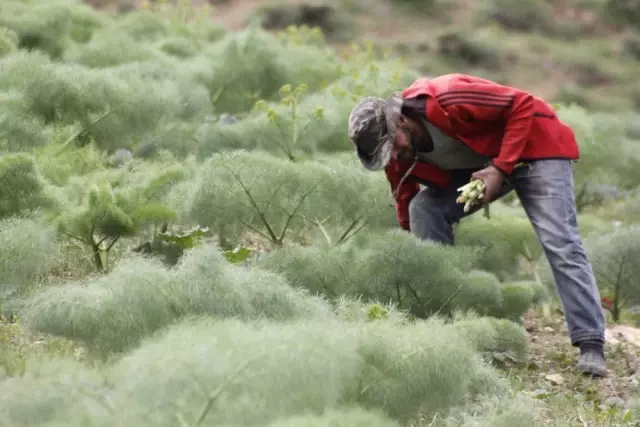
(1, 0, 640, 426)
(92, 0, 640, 112)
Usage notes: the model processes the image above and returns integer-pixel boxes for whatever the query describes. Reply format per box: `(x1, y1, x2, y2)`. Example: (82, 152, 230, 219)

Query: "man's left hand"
(471, 165, 504, 204)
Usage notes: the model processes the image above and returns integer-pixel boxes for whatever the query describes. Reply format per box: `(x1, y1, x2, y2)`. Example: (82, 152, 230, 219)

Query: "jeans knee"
(409, 191, 442, 223)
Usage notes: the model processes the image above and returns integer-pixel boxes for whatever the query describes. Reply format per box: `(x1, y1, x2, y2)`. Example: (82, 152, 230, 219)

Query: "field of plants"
(2, 0, 640, 425)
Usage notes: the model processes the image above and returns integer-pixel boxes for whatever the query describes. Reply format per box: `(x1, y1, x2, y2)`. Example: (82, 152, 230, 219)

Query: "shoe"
(577, 350, 608, 378)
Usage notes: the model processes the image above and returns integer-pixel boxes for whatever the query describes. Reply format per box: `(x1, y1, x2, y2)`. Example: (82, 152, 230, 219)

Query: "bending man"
(347, 73, 607, 377)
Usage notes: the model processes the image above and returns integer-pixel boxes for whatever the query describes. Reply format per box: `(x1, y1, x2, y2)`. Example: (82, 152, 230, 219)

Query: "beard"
(396, 147, 415, 162)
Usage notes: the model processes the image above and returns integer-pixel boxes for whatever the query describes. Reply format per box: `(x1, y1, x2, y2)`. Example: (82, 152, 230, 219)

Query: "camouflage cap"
(348, 92, 404, 171)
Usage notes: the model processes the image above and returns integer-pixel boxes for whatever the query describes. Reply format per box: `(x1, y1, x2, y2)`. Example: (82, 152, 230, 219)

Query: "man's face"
(391, 119, 415, 162)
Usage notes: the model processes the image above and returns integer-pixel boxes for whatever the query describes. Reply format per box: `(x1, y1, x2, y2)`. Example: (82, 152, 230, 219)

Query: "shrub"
(0, 92, 51, 152)
(62, 29, 172, 68)
(106, 316, 509, 425)
(603, 0, 640, 29)
(19, 243, 333, 355)
(451, 269, 504, 317)
(0, 357, 109, 426)
(0, 216, 61, 297)
(202, 24, 340, 114)
(585, 224, 640, 321)
(0, 312, 527, 426)
(450, 312, 529, 362)
(0, 2, 73, 59)
(194, 52, 418, 159)
(476, 0, 554, 32)
(0, 153, 58, 220)
(0, 27, 17, 58)
(185, 150, 395, 246)
(260, 228, 539, 320)
(556, 105, 640, 210)
(264, 408, 400, 427)
(455, 208, 543, 282)
(0, 50, 207, 153)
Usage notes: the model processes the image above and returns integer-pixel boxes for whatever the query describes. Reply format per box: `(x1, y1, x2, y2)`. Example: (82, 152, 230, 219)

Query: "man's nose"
(391, 146, 401, 160)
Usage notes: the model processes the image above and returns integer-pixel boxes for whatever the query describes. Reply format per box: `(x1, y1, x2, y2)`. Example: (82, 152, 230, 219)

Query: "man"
(348, 73, 607, 377)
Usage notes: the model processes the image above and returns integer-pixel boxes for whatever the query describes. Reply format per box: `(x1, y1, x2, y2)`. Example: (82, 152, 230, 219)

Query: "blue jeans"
(408, 159, 605, 346)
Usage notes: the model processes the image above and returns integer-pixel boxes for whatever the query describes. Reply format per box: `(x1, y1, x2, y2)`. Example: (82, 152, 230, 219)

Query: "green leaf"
(223, 246, 252, 264)
(157, 225, 210, 249)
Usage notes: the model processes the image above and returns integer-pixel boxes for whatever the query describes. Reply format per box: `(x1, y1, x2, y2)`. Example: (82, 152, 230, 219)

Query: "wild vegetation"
(1, 0, 640, 425)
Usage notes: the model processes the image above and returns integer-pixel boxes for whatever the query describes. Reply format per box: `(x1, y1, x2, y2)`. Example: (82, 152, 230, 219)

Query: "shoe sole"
(577, 365, 608, 378)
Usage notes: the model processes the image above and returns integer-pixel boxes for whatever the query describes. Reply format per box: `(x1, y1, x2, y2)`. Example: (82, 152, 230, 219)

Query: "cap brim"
(357, 136, 393, 171)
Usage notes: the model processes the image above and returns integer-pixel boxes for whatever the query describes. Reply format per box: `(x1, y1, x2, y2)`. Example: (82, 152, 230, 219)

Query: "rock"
(543, 326, 554, 333)
(605, 325, 640, 347)
(604, 396, 626, 408)
(545, 373, 565, 385)
(110, 148, 133, 167)
(218, 113, 238, 126)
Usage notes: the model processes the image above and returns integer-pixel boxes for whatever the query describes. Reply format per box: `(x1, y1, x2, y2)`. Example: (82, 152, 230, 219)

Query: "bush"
(2, 1, 636, 426)
(604, 0, 640, 29)
(585, 224, 640, 321)
(106, 316, 511, 425)
(556, 105, 640, 210)
(0, 153, 58, 220)
(184, 150, 395, 246)
(476, 0, 554, 32)
(0, 312, 529, 426)
(455, 208, 543, 282)
(0, 217, 61, 297)
(19, 243, 334, 355)
(259, 229, 541, 320)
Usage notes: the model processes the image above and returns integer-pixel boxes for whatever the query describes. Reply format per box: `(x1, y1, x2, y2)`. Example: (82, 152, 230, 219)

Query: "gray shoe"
(577, 350, 608, 378)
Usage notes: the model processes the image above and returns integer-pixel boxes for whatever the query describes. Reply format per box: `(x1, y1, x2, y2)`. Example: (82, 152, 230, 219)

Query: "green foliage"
(253, 83, 326, 160)
(134, 224, 212, 266)
(0, 27, 17, 58)
(57, 183, 138, 270)
(556, 104, 640, 210)
(0, 217, 61, 296)
(585, 224, 640, 321)
(2, 1, 640, 425)
(496, 281, 540, 320)
(603, 0, 640, 28)
(19, 243, 334, 356)
(475, 0, 554, 32)
(54, 160, 186, 270)
(186, 150, 395, 246)
(259, 229, 537, 320)
(0, 91, 51, 153)
(264, 408, 400, 427)
(33, 143, 108, 186)
(456, 208, 543, 282)
(0, 312, 526, 425)
(204, 24, 337, 114)
(0, 153, 57, 220)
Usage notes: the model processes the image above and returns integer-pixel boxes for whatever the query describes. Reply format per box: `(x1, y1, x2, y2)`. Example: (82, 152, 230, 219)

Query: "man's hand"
(471, 165, 504, 204)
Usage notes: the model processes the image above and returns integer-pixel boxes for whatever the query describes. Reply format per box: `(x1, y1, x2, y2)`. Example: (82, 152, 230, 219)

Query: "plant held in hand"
(456, 178, 486, 212)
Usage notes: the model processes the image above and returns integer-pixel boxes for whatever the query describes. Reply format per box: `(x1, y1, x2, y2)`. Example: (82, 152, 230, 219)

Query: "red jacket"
(385, 73, 580, 230)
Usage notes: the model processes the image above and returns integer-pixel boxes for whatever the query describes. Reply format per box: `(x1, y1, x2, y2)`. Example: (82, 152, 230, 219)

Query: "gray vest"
(416, 118, 492, 170)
